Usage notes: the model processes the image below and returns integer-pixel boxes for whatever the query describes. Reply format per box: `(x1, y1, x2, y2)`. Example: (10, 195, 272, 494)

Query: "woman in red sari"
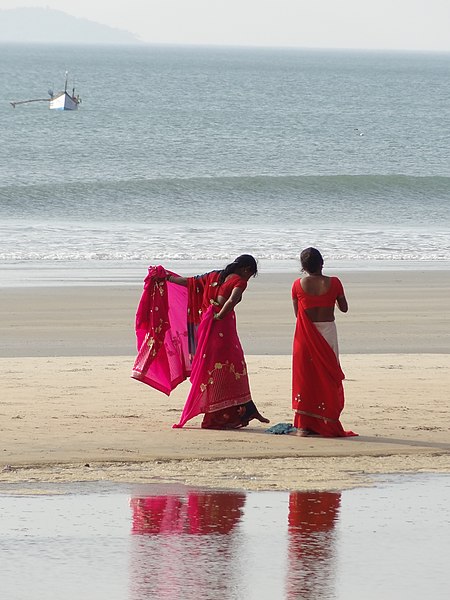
(291, 248, 356, 437)
(167, 255, 269, 429)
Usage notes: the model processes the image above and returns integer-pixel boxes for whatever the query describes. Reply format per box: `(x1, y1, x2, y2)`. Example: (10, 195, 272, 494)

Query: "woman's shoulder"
(224, 272, 244, 282)
(330, 276, 344, 294)
(291, 278, 302, 295)
(295, 275, 336, 297)
(192, 269, 220, 281)
(223, 273, 247, 290)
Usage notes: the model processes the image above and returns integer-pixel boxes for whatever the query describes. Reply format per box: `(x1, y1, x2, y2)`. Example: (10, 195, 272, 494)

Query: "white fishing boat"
(49, 90, 80, 111)
(10, 72, 81, 110)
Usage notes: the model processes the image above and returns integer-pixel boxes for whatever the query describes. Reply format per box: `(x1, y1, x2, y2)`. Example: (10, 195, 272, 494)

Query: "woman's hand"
(154, 271, 169, 283)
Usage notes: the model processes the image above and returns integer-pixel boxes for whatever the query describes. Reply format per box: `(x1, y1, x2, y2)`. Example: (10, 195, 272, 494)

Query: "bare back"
(293, 275, 348, 322)
(301, 276, 334, 322)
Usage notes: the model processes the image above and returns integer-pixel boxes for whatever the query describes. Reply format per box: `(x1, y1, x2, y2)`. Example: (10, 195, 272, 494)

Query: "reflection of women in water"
(287, 490, 341, 599)
(132, 255, 269, 429)
(129, 491, 246, 599)
(291, 248, 356, 437)
(130, 491, 246, 535)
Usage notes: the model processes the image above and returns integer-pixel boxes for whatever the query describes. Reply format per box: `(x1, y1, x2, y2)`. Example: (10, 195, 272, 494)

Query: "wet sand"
(0, 269, 449, 490)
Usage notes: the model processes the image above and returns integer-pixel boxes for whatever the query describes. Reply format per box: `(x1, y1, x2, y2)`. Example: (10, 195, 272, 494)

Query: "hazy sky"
(2, 0, 450, 51)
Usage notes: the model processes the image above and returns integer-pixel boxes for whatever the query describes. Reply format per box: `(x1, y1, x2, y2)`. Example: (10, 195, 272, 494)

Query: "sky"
(2, 0, 450, 51)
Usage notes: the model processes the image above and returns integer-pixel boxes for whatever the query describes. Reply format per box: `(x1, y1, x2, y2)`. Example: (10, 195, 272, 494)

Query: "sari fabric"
(292, 277, 357, 437)
(131, 266, 191, 395)
(173, 271, 253, 428)
(132, 267, 255, 428)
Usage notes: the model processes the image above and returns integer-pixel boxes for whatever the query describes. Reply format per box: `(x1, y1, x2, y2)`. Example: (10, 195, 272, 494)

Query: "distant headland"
(0, 7, 141, 44)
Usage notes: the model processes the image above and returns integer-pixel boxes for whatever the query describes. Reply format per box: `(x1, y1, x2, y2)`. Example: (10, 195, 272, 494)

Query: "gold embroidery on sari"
(198, 360, 248, 393)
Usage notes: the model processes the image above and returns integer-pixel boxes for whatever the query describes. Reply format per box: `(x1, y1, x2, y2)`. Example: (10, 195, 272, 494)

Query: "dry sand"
(0, 269, 449, 491)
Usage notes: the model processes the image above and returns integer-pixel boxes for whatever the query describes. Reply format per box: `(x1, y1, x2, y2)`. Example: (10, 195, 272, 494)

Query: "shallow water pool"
(1, 474, 449, 600)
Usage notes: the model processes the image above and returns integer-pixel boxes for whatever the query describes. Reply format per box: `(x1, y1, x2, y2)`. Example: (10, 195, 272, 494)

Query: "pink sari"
(131, 266, 191, 395)
(132, 267, 256, 428)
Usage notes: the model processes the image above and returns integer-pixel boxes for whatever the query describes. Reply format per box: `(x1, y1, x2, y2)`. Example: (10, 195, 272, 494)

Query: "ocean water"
(1, 45, 449, 284)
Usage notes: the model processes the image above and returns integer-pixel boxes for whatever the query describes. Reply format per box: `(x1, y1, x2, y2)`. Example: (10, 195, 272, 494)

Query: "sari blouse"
(291, 276, 344, 310)
(188, 272, 248, 324)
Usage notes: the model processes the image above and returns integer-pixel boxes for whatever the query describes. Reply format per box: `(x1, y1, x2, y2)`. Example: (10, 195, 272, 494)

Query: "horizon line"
(0, 40, 449, 54)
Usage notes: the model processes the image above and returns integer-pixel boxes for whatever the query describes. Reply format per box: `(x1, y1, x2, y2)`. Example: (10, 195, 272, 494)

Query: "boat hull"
(49, 92, 79, 111)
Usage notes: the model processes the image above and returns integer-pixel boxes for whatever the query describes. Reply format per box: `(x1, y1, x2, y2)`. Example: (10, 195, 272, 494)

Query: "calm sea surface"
(1, 45, 449, 283)
(1, 475, 449, 599)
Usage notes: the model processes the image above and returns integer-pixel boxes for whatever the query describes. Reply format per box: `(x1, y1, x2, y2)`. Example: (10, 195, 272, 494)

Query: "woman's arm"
(167, 274, 188, 287)
(292, 297, 298, 318)
(336, 294, 348, 313)
(214, 287, 244, 320)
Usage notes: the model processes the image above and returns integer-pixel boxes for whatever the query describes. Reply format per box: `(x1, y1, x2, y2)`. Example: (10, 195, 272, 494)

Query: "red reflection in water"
(130, 491, 245, 535)
(129, 489, 341, 600)
(129, 491, 246, 599)
(287, 491, 341, 599)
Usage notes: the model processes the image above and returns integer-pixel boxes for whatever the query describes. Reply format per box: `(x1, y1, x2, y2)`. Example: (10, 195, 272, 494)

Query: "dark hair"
(300, 247, 323, 274)
(218, 254, 258, 284)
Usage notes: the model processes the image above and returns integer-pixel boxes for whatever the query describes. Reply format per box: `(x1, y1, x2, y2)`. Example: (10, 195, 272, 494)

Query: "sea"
(1, 44, 449, 286)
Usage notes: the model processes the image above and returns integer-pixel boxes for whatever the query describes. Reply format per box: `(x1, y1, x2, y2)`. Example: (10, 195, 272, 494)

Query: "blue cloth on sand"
(265, 423, 297, 435)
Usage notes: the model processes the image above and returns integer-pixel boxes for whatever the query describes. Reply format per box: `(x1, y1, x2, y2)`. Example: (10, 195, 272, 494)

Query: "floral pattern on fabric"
(173, 302, 252, 428)
(131, 265, 191, 395)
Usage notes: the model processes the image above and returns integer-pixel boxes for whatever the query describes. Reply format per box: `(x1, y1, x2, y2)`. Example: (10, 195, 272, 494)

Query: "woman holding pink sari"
(132, 255, 269, 430)
(291, 248, 357, 437)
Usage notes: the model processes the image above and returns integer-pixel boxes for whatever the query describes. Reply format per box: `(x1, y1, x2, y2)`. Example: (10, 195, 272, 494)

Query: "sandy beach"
(1, 269, 449, 491)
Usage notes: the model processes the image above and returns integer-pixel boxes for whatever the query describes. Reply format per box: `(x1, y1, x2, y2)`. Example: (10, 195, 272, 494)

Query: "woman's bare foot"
(297, 428, 319, 437)
(255, 412, 270, 424)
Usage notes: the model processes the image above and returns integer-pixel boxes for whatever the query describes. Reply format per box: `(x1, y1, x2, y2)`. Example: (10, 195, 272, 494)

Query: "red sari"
(174, 271, 258, 429)
(291, 277, 357, 437)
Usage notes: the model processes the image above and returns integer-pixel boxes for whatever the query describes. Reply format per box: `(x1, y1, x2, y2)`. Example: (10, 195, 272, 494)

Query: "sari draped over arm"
(131, 265, 191, 395)
(292, 277, 357, 437)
